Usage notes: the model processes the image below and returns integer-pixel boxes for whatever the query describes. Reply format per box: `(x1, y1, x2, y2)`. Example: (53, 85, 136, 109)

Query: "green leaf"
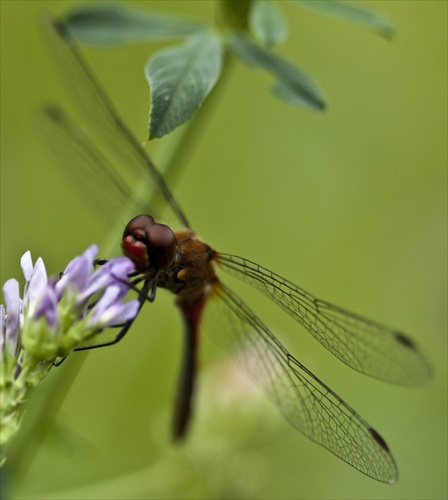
(293, 0, 395, 39)
(64, 4, 204, 45)
(249, 0, 288, 47)
(230, 35, 325, 111)
(146, 33, 223, 139)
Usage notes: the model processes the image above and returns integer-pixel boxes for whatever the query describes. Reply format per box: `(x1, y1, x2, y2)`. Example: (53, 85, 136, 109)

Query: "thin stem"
(4, 353, 89, 486)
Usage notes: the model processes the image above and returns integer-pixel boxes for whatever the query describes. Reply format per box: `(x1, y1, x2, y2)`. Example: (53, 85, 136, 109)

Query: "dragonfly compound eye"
(122, 214, 157, 271)
(146, 223, 177, 270)
(123, 214, 155, 238)
(122, 215, 178, 272)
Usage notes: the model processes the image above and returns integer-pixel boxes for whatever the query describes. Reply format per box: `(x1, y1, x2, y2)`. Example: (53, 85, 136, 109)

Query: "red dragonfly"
(40, 18, 432, 483)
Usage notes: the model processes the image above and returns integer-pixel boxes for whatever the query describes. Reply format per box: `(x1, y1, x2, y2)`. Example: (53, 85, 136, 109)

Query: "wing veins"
(41, 15, 191, 228)
(210, 283, 398, 483)
(216, 253, 432, 385)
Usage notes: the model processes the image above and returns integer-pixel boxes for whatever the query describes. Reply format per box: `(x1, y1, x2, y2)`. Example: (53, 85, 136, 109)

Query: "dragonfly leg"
(52, 356, 67, 367)
(72, 277, 152, 352)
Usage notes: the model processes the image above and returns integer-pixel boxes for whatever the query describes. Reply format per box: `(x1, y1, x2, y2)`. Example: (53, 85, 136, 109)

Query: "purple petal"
(3, 279, 21, 355)
(91, 257, 135, 284)
(93, 300, 140, 328)
(56, 256, 90, 296)
(24, 257, 48, 313)
(104, 257, 135, 277)
(56, 245, 99, 297)
(62, 245, 98, 276)
(82, 244, 99, 263)
(89, 285, 139, 327)
(34, 284, 59, 330)
(1, 304, 6, 353)
(90, 286, 121, 319)
(79, 257, 134, 303)
(105, 300, 140, 326)
(20, 251, 34, 282)
(77, 272, 115, 305)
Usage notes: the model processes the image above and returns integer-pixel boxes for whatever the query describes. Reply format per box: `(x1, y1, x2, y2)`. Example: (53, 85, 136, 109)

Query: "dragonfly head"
(122, 214, 177, 273)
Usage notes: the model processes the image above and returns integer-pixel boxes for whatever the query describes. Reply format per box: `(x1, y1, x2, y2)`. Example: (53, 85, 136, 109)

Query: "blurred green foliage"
(1, 1, 446, 499)
(61, 0, 393, 138)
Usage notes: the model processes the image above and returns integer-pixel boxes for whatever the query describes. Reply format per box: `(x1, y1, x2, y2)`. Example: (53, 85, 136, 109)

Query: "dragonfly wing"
(40, 15, 190, 229)
(39, 105, 144, 224)
(203, 283, 398, 483)
(216, 253, 433, 386)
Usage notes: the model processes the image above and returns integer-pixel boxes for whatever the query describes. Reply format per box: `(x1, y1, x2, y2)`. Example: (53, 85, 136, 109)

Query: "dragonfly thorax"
(156, 228, 219, 304)
(123, 215, 218, 304)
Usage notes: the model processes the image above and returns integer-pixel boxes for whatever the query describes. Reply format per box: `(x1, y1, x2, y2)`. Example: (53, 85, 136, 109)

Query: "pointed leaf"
(64, 4, 204, 45)
(293, 0, 395, 39)
(249, 0, 288, 47)
(146, 33, 223, 139)
(230, 35, 325, 110)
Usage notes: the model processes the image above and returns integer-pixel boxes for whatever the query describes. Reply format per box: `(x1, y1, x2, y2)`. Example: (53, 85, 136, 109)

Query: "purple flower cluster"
(2, 245, 139, 362)
(1, 245, 139, 456)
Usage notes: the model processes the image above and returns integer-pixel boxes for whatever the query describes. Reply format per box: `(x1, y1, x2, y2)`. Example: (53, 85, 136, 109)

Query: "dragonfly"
(40, 16, 432, 484)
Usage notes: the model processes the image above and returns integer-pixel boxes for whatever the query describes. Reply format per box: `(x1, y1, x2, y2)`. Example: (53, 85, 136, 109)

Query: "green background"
(1, 1, 446, 499)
